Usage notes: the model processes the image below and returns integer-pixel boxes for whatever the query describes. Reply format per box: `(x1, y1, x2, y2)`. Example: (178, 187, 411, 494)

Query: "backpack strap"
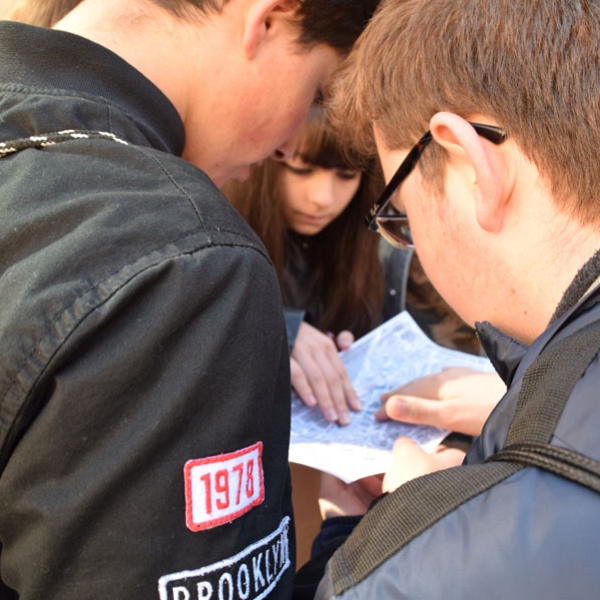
(330, 303, 600, 596)
(505, 311, 600, 445)
(490, 442, 600, 494)
(0, 129, 129, 159)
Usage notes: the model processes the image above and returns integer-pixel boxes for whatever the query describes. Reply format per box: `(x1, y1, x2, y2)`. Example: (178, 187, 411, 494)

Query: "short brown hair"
(330, 0, 600, 224)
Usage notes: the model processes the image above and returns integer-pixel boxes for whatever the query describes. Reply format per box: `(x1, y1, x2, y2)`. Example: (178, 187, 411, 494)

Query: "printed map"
(289, 311, 496, 482)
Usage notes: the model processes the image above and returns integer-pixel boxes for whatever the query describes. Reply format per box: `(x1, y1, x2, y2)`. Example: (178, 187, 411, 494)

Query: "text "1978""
(184, 442, 265, 531)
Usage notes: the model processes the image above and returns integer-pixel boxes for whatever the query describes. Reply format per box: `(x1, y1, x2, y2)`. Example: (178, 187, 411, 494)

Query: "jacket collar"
(475, 322, 527, 386)
(0, 21, 184, 156)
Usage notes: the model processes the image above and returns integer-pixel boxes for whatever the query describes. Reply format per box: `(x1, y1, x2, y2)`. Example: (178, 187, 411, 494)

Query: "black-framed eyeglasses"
(366, 123, 508, 249)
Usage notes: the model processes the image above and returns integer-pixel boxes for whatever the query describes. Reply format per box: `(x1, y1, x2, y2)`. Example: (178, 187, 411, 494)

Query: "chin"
(293, 224, 325, 236)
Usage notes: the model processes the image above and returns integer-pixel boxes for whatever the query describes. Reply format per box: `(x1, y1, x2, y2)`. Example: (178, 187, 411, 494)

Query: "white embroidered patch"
(158, 516, 291, 600)
(184, 442, 265, 532)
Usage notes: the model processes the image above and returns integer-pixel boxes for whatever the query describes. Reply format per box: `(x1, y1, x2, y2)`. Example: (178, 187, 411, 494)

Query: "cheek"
(412, 208, 481, 326)
(275, 82, 314, 132)
(331, 179, 361, 215)
(287, 106, 312, 141)
(415, 249, 474, 327)
(406, 189, 461, 308)
(245, 93, 309, 150)
(280, 172, 304, 209)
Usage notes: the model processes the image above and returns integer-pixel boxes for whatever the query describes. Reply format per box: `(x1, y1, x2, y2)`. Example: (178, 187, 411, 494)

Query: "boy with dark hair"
(299, 0, 600, 598)
(0, 1, 379, 598)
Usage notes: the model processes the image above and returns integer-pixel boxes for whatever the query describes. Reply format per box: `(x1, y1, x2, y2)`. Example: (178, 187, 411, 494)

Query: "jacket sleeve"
(0, 240, 295, 599)
(293, 516, 361, 600)
(284, 307, 306, 352)
(380, 243, 411, 321)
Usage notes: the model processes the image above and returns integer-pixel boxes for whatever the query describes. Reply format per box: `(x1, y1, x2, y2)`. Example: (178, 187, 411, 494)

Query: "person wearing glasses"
(294, 1, 600, 598)
(226, 106, 505, 568)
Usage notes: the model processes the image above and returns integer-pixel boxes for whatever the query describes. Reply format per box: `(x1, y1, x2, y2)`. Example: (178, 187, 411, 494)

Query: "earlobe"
(429, 112, 509, 234)
(242, 0, 297, 59)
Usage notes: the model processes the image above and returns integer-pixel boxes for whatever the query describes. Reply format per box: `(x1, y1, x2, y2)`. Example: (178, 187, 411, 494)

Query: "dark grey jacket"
(0, 22, 295, 600)
(314, 255, 600, 599)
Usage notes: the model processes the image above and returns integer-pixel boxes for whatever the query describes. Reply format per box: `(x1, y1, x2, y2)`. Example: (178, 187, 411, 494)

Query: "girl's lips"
(295, 212, 330, 224)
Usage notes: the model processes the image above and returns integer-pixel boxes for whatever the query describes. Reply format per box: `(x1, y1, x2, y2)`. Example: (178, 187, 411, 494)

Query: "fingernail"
(338, 412, 351, 426)
(324, 409, 338, 422)
(306, 394, 317, 407)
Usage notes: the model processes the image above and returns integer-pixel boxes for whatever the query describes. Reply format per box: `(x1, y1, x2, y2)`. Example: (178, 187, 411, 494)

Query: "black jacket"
(0, 22, 295, 599)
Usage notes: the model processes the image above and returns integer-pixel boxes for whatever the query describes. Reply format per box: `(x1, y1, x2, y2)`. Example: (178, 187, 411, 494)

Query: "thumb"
(383, 437, 428, 492)
(335, 330, 354, 351)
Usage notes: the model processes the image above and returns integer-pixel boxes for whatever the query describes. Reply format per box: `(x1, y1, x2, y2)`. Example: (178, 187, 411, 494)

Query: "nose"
(272, 128, 303, 162)
(272, 141, 296, 162)
(306, 171, 336, 209)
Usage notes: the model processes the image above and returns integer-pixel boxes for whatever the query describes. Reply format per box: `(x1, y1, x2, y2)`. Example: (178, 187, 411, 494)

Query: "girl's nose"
(307, 171, 336, 208)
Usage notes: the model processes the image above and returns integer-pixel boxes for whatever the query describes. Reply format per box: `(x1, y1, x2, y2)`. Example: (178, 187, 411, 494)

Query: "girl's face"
(279, 156, 362, 235)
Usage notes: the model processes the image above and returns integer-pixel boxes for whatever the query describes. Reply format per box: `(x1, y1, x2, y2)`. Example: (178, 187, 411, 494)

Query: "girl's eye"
(283, 163, 313, 176)
(336, 170, 361, 181)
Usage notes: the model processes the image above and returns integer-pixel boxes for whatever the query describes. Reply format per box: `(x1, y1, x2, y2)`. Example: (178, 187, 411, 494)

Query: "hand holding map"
(289, 311, 496, 482)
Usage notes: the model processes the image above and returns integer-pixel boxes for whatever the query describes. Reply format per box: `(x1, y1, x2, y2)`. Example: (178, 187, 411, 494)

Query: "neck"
(503, 214, 600, 344)
(53, 0, 218, 144)
(54, 0, 246, 183)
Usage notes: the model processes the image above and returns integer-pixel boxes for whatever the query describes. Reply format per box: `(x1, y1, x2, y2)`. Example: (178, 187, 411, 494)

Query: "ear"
(429, 112, 510, 233)
(242, 0, 298, 59)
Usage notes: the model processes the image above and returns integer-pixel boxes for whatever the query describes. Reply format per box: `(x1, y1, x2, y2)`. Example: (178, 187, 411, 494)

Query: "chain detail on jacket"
(0, 130, 128, 159)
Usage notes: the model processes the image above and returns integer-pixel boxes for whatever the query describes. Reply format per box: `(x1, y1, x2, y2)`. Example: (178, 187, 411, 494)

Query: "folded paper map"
(289, 311, 496, 482)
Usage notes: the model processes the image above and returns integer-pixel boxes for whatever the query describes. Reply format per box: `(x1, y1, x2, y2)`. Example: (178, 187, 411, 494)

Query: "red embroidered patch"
(184, 442, 265, 531)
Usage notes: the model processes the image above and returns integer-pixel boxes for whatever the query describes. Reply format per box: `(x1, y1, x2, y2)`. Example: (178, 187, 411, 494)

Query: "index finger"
(318, 350, 362, 425)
